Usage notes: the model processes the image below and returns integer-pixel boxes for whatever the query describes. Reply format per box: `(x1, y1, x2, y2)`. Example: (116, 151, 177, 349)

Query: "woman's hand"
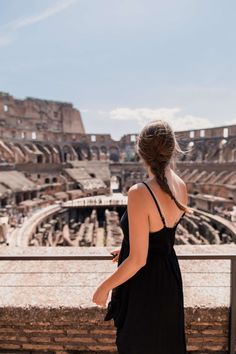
(111, 248, 121, 263)
(92, 248, 121, 307)
(92, 283, 110, 307)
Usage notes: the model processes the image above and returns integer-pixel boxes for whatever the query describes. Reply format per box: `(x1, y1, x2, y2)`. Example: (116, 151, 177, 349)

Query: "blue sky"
(1, 0, 236, 140)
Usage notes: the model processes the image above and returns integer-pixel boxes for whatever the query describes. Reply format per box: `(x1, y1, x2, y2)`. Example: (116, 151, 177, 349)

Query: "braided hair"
(136, 119, 190, 212)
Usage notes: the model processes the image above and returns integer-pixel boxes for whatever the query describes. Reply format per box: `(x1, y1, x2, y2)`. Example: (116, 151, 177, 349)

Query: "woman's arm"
(100, 184, 150, 292)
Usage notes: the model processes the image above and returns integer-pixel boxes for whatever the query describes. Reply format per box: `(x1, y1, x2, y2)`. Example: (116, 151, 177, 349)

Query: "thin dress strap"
(142, 181, 166, 227)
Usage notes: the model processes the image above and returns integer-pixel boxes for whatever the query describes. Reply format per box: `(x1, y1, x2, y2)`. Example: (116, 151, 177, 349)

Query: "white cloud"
(0, 0, 78, 47)
(108, 107, 213, 131)
(3, 0, 78, 30)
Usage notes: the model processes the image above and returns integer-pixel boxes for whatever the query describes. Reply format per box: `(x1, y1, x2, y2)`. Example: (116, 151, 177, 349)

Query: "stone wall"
(0, 307, 229, 353)
(0, 92, 85, 137)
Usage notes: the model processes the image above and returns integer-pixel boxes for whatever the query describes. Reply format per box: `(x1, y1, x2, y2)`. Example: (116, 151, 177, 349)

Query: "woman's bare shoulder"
(171, 168, 186, 186)
(127, 182, 146, 193)
(171, 169, 188, 202)
(126, 183, 148, 208)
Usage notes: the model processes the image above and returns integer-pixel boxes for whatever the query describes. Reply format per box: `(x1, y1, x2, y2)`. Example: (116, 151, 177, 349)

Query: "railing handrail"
(0, 254, 234, 260)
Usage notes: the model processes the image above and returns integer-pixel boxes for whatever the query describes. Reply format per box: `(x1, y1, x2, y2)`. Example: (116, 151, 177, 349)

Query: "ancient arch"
(54, 145, 63, 163)
(80, 146, 91, 160)
(91, 145, 100, 160)
(73, 145, 84, 160)
(205, 140, 220, 162)
(109, 146, 120, 162)
(100, 145, 108, 161)
(44, 144, 60, 163)
(61, 145, 77, 162)
(13, 143, 27, 163)
(36, 144, 50, 163)
(0, 141, 15, 163)
(9, 142, 25, 163)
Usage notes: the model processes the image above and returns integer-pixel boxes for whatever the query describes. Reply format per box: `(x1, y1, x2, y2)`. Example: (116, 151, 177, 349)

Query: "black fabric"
(104, 180, 187, 354)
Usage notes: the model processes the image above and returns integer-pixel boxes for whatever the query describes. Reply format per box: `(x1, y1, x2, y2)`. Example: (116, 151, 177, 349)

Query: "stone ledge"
(0, 245, 234, 308)
(0, 245, 234, 352)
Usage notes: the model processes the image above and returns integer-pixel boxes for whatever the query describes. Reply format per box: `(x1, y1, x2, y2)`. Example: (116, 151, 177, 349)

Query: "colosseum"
(0, 91, 235, 248)
(0, 91, 235, 354)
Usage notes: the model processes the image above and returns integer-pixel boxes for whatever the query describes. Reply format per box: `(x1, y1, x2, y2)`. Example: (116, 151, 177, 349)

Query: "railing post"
(229, 258, 236, 354)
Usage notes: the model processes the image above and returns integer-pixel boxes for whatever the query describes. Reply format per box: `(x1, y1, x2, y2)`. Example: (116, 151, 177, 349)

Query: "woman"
(92, 119, 191, 354)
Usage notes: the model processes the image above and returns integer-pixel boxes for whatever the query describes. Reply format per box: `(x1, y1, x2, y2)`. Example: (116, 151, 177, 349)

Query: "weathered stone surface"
(0, 245, 234, 308)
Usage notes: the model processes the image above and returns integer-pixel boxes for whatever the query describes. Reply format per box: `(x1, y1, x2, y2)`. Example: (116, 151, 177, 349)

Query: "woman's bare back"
(139, 167, 188, 233)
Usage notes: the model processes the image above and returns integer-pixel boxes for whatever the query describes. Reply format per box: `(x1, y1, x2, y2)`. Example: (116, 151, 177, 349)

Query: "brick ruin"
(0, 92, 235, 248)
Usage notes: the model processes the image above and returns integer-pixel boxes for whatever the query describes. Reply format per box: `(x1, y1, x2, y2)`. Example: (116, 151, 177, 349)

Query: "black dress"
(104, 180, 187, 354)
